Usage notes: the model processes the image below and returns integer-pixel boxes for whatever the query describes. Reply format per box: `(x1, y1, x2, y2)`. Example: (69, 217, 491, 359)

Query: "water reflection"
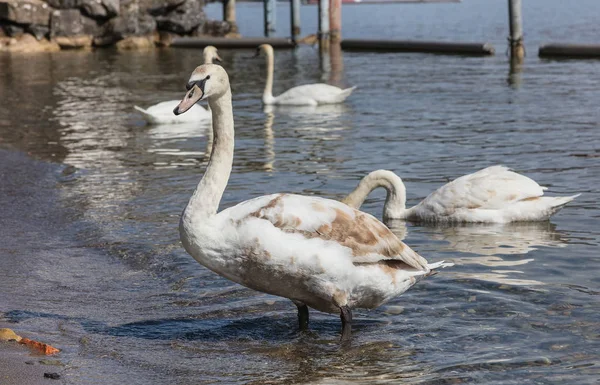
(387, 220, 569, 286)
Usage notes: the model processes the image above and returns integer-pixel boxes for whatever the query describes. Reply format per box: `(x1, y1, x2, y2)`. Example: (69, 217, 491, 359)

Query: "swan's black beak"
(174, 84, 203, 115)
(214, 54, 223, 64)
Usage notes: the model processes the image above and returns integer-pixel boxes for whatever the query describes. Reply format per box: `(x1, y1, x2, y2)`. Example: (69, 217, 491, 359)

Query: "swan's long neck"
(182, 88, 234, 221)
(262, 49, 275, 104)
(341, 170, 408, 219)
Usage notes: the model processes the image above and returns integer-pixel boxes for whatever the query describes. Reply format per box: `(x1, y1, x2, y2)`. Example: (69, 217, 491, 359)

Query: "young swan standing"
(173, 64, 449, 339)
(342, 167, 580, 223)
(257, 44, 356, 106)
(134, 46, 222, 125)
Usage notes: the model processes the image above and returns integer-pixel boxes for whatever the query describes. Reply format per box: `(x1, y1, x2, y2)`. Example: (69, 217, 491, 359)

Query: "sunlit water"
(0, 0, 599, 383)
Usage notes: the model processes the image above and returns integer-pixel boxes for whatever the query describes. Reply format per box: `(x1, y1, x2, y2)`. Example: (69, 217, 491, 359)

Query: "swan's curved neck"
(182, 89, 234, 221)
(341, 170, 408, 219)
(263, 49, 275, 103)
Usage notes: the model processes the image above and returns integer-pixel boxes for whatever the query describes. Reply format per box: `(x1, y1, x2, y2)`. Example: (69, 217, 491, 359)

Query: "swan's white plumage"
(344, 166, 579, 223)
(134, 101, 211, 125)
(259, 44, 356, 106)
(184, 193, 446, 314)
(175, 64, 449, 324)
(134, 46, 220, 125)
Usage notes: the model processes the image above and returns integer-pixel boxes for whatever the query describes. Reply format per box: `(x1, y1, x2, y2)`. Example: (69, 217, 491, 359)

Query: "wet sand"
(0, 149, 68, 384)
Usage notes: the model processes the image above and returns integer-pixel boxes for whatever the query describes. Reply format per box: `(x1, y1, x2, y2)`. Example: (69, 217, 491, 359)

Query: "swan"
(173, 64, 450, 339)
(134, 46, 222, 125)
(342, 167, 579, 223)
(257, 44, 356, 106)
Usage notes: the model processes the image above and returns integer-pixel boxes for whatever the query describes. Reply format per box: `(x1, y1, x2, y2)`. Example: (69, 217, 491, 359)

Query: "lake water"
(0, 0, 599, 383)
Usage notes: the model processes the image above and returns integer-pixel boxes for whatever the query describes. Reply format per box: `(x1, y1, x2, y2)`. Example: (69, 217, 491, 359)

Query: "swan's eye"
(206, 75, 210, 80)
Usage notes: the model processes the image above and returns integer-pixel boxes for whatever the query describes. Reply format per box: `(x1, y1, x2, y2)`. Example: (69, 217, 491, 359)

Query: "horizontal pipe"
(539, 44, 600, 58)
(341, 39, 495, 56)
(171, 37, 295, 49)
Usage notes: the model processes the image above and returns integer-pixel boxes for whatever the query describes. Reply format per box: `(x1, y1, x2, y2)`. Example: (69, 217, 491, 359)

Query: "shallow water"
(1, 0, 599, 383)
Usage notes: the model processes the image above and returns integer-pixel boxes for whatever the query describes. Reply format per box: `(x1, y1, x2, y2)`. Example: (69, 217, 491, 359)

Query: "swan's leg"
(293, 301, 309, 330)
(340, 305, 352, 340)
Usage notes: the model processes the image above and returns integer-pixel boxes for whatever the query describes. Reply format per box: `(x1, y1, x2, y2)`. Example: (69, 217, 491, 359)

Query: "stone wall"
(0, 0, 232, 51)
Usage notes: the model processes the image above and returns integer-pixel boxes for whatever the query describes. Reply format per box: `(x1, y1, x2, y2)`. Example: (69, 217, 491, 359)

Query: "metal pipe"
(223, 0, 237, 34)
(508, 0, 524, 60)
(539, 43, 600, 58)
(329, 0, 341, 43)
(341, 39, 495, 56)
(318, 0, 330, 51)
(290, 0, 301, 44)
(264, 0, 276, 37)
(171, 37, 295, 49)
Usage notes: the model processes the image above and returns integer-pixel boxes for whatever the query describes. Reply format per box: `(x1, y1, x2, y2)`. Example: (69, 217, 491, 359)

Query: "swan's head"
(203, 45, 222, 64)
(173, 64, 229, 115)
(256, 43, 274, 57)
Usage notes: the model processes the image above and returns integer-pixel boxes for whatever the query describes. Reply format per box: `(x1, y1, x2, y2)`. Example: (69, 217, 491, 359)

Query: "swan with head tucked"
(134, 46, 222, 125)
(257, 44, 356, 106)
(342, 167, 579, 223)
(173, 64, 450, 339)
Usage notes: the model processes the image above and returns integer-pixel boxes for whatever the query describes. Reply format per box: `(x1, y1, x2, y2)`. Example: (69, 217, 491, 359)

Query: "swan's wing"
(226, 193, 428, 270)
(417, 165, 546, 215)
(275, 84, 354, 105)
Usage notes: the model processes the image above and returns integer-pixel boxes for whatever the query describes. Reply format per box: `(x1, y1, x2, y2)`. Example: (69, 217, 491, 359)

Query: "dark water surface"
(1, 0, 599, 383)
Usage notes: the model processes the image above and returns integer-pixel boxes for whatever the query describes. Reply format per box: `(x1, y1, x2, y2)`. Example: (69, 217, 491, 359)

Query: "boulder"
(43, 0, 81, 9)
(196, 19, 230, 37)
(53, 34, 91, 48)
(156, 0, 204, 35)
(0, 32, 60, 52)
(1, 21, 25, 37)
(50, 8, 98, 36)
(94, 1, 155, 45)
(80, 0, 118, 19)
(115, 34, 154, 50)
(138, 0, 185, 16)
(0, 0, 51, 26)
(25, 22, 48, 39)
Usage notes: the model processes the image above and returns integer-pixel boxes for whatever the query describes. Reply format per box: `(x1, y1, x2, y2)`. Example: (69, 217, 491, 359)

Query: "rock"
(53, 34, 91, 48)
(196, 19, 230, 37)
(2, 22, 25, 37)
(0, 32, 60, 51)
(139, 0, 185, 16)
(26, 23, 49, 39)
(19, 337, 60, 355)
(0, 0, 51, 26)
(115, 35, 154, 50)
(43, 372, 61, 380)
(0, 328, 22, 342)
(95, 1, 155, 45)
(156, 0, 204, 35)
(43, 0, 81, 9)
(50, 9, 98, 37)
(80, 0, 118, 19)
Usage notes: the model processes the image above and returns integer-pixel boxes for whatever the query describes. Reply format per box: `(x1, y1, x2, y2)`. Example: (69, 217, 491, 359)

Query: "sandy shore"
(0, 327, 65, 384)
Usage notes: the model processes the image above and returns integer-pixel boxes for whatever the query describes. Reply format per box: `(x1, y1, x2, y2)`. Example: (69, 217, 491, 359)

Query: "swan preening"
(134, 46, 221, 125)
(173, 64, 449, 339)
(257, 44, 356, 106)
(343, 166, 579, 223)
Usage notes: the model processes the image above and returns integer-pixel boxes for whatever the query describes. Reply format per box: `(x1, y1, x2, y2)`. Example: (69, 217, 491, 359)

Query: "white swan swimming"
(134, 46, 222, 125)
(342, 166, 579, 223)
(257, 44, 356, 106)
(173, 64, 450, 338)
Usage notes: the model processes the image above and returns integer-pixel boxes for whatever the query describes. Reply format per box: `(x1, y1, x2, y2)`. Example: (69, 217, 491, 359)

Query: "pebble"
(44, 372, 61, 380)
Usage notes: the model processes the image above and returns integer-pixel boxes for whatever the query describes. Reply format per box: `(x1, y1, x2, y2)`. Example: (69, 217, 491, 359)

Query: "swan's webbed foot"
(340, 305, 353, 341)
(295, 302, 309, 331)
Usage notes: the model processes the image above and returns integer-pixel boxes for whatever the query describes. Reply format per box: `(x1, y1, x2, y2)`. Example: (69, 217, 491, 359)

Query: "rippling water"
(1, 0, 599, 383)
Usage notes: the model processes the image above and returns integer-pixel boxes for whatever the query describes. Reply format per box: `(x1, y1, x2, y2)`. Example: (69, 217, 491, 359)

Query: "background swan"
(134, 46, 222, 125)
(173, 64, 449, 339)
(342, 167, 579, 223)
(257, 44, 356, 106)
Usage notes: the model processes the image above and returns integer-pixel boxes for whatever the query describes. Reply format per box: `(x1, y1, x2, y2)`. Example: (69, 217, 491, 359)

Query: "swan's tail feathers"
(425, 260, 454, 277)
(335, 86, 357, 102)
(547, 193, 581, 215)
(134, 105, 148, 114)
(134, 106, 158, 124)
